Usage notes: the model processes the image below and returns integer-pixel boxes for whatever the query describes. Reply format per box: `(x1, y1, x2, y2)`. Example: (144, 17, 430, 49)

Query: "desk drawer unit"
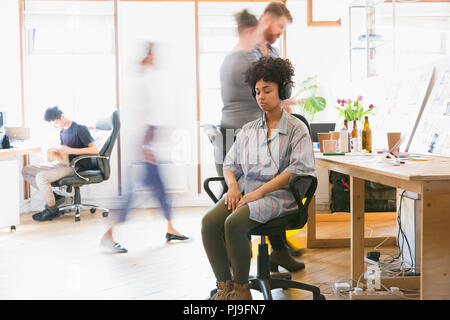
(0, 159, 20, 230)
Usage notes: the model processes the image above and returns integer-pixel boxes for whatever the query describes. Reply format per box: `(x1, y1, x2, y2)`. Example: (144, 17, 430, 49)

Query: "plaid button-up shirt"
(223, 110, 316, 223)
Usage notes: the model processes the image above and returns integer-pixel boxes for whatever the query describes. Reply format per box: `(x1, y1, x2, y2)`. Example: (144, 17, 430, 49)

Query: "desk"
(309, 154, 450, 300)
(0, 145, 41, 159)
(0, 145, 41, 231)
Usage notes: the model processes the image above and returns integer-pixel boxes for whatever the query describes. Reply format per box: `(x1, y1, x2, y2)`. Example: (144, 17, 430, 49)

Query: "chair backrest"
(289, 174, 317, 229)
(291, 113, 313, 145)
(92, 110, 120, 180)
(203, 124, 226, 166)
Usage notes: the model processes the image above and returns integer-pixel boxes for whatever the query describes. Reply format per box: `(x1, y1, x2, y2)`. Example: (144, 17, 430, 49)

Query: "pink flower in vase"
(358, 96, 363, 101)
(369, 104, 374, 109)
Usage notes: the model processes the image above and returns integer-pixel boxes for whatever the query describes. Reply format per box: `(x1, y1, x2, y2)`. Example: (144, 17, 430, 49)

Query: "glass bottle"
(340, 124, 349, 153)
(351, 120, 359, 151)
(344, 119, 351, 151)
(362, 116, 372, 153)
(351, 120, 358, 139)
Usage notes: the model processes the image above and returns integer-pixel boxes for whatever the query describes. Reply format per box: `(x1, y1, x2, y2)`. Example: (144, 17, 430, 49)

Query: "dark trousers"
(117, 162, 171, 223)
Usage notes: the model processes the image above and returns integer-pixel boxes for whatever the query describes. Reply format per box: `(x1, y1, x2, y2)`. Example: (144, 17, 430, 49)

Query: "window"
(23, 0, 116, 145)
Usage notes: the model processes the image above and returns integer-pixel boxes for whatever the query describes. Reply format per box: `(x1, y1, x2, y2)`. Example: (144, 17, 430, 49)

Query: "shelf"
(350, 0, 384, 9)
(350, 40, 388, 50)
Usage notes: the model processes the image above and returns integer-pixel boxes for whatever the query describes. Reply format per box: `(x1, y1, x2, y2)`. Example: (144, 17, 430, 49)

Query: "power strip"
(349, 289, 406, 300)
(333, 282, 351, 295)
(364, 257, 379, 266)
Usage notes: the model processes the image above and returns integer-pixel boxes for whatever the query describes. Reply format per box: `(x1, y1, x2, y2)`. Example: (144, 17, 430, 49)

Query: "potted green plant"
(335, 96, 375, 122)
(292, 75, 327, 122)
(336, 96, 376, 139)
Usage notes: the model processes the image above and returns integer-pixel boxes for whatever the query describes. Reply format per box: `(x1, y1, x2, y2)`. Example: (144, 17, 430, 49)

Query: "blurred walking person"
(101, 43, 189, 254)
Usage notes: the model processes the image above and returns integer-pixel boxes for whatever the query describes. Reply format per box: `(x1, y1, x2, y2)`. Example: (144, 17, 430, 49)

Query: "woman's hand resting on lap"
(224, 183, 242, 212)
(236, 189, 264, 210)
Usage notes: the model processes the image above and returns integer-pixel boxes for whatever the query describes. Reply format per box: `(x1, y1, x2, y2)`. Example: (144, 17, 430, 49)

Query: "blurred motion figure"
(101, 43, 189, 254)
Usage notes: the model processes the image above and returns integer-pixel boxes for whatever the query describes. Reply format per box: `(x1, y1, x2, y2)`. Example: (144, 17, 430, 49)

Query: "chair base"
(207, 274, 325, 300)
(207, 237, 326, 300)
(56, 186, 109, 222)
(249, 275, 325, 300)
(58, 203, 109, 222)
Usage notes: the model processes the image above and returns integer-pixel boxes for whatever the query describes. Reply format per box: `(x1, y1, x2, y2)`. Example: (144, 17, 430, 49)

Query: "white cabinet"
(0, 159, 20, 231)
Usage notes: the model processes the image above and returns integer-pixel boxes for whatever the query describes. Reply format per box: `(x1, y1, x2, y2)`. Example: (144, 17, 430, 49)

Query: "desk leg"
(350, 176, 365, 283)
(306, 195, 317, 248)
(23, 154, 30, 199)
(421, 181, 450, 299)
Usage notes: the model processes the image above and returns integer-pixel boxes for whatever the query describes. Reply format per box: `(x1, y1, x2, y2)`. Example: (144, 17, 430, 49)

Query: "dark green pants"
(201, 199, 262, 284)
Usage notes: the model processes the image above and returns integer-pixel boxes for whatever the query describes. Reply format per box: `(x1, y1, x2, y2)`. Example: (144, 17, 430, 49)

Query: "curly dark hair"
(245, 57, 295, 98)
(44, 106, 63, 122)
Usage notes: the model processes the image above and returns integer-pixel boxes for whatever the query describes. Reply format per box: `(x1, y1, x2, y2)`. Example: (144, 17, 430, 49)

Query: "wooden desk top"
(316, 153, 450, 181)
(0, 145, 41, 160)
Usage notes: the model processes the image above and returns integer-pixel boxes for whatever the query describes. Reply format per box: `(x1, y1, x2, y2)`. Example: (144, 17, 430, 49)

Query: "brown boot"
(210, 280, 233, 300)
(269, 248, 305, 272)
(227, 282, 253, 300)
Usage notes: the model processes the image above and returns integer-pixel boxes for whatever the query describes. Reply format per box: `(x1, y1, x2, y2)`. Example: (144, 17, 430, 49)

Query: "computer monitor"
(0, 112, 5, 147)
(310, 122, 336, 142)
(0, 111, 4, 128)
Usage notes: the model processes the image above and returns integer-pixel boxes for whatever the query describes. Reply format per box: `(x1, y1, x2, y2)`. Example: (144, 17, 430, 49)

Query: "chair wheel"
(102, 211, 109, 218)
(10, 226, 16, 233)
(90, 208, 96, 213)
(75, 216, 80, 222)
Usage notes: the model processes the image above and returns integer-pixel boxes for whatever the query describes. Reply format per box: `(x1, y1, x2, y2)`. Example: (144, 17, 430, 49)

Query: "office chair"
(51, 110, 120, 222)
(203, 114, 325, 300)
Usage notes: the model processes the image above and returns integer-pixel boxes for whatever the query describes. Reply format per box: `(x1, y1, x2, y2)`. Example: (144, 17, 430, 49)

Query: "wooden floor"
(0, 207, 400, 300)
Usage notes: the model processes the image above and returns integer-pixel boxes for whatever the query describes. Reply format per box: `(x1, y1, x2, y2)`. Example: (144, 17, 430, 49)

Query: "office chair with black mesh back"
(203, 114, 325, 300)
(51, 110, 120, 222)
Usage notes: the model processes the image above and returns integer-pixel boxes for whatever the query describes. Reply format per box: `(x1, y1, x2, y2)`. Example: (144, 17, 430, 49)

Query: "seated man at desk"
(22, 106, 98, 222)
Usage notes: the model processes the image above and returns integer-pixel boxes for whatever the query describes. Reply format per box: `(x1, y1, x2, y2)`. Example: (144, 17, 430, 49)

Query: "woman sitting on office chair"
(201, 57, 316, 300)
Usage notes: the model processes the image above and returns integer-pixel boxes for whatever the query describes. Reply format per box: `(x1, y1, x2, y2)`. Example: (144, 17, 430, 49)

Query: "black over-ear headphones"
(252, 82, 292, 101)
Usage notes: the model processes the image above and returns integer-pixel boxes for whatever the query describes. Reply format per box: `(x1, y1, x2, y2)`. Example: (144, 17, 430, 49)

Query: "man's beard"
(263, 27, 280, 44)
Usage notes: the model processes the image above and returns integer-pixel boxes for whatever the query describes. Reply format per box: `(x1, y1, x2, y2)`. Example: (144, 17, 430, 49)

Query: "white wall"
(0, 1, 22, 126)
(286, 0, 352, 124)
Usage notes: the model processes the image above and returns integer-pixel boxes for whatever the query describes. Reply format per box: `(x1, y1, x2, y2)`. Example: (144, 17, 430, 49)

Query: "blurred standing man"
(254, 2, 295, 108)
(218, 2, 305, 273)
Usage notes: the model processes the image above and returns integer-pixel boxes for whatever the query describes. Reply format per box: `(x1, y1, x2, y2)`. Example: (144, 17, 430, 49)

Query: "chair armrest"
(203, 176, 226, 204)
(289, 174, 318, 211)
(70, 154, 109, 181)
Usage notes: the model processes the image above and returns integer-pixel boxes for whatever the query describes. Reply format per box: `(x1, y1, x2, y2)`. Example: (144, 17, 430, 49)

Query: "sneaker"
(32, 205, 61, 222)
